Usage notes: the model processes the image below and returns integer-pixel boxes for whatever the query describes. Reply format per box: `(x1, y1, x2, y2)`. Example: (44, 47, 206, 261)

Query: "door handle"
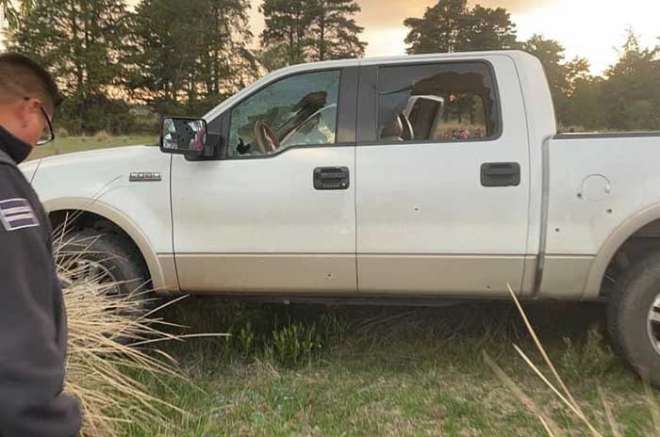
(314, 167, 350, 190)
(481, 162, 520, 187)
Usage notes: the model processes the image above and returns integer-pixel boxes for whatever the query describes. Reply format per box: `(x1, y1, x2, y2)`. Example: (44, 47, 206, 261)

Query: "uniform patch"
(0, 198, 39, 231)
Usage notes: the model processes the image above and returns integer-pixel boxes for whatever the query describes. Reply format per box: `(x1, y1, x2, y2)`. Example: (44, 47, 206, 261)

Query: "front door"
(172, 68, 358, 294)
(355, 57, 530, 296)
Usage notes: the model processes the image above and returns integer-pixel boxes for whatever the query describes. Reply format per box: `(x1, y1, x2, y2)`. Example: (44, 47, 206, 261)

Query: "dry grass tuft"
(60, 268, 189, 436)
(486, 284, 660, 436)
(55, 226, 193, 437)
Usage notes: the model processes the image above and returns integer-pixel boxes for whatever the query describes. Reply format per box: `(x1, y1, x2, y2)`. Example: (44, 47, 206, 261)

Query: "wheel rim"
(70, 259, 122, 295)
(647, 294, 660, 356)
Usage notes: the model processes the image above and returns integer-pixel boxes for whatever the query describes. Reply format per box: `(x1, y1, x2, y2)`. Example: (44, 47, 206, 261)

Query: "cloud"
(355, 0, 555, 28)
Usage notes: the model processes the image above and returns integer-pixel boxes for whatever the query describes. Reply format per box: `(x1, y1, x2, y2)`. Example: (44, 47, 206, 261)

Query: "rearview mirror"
(160, 117, 207, 155)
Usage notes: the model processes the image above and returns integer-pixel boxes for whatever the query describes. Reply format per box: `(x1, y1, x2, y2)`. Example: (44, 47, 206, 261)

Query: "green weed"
(267, 321, 323, 367)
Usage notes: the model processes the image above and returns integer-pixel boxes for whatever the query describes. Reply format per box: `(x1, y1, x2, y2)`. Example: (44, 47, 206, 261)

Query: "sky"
(3, 0, 659, 75)
(240, 0, 660, 75)
(355, 0, 659, 74)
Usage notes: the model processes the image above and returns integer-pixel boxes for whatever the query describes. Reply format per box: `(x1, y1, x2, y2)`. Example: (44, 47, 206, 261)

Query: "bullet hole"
(577, 193, 583, 199)
(555, 228, 560, 232)
(606, 209, 613, 214)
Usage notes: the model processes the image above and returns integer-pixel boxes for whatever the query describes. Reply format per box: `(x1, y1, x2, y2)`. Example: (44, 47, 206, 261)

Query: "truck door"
(355, 56, 530, 296)
(171, 67, 359, 293)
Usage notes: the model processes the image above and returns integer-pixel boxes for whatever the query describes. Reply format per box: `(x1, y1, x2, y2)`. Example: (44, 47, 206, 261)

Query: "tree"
(601, 29, 660, 130)
(307, 0, 366, 61)
(260, 0, 310, 67)
(461, 5, 518, 51)
(128, 0, 258, 115)
(259, 0, 366, 69)
(7, 0, 131, 133)
(523, 35, 568, 97)
(1, 0, 24, 28)
(404, 0, 469, 54)
(562, 76, 605, 130)
(1, 0, 35, 29)
(522, 34, 590, 128)
(404, 0, 517, 54)
(257, 43, 291, 72)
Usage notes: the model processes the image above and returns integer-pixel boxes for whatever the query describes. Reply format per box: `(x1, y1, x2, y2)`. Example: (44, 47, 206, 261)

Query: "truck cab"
(163, 51, 550, 297)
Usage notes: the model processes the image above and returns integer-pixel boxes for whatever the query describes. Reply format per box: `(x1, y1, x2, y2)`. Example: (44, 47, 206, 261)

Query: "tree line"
(1, 0, 367, 134)
(1, 0, 659, 134)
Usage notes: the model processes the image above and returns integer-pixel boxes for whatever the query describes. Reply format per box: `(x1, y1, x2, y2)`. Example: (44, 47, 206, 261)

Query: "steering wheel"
(254, 120, 279, 154)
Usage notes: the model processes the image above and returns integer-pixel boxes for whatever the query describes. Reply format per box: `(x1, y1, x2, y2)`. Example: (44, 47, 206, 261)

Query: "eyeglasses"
(23, 97, 55, 146)
(37, 105, 55, 146)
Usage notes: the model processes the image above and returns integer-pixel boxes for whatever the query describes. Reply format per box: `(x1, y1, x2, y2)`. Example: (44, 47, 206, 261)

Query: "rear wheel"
(607, 251, 660, 386)
(56, 229, 153, 310)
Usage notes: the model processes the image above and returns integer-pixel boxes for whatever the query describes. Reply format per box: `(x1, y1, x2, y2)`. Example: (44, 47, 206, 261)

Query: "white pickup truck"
(21, 50, 660, 383)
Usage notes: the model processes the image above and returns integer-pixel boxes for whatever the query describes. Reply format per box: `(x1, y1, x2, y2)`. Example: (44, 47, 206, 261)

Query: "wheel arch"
(44, 197, 178, 293)
(585, 203, 660, 300)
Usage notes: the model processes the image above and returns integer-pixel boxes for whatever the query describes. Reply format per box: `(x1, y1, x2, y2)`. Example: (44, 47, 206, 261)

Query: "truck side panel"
(540, 134, 660, 299)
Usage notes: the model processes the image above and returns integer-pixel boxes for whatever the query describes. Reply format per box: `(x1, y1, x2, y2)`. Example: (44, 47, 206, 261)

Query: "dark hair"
(0, 52, 62, 109)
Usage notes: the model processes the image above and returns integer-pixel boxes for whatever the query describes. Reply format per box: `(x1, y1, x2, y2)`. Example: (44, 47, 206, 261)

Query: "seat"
(380, 113, 414, 142)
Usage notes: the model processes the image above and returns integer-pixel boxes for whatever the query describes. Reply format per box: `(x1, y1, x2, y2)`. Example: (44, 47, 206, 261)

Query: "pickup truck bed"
(542, 132, 660, 300)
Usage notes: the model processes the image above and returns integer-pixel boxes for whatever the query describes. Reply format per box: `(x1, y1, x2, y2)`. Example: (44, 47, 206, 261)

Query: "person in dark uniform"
(0, 53, 81, 436)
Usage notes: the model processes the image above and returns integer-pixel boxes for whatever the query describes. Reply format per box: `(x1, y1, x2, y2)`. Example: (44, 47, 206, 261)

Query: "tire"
(607, 250, 660, 387)
(56, 228, 154, 311)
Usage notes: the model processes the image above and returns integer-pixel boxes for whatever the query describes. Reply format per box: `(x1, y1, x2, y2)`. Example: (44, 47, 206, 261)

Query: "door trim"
(175, 253, 356, 293)
(357, 254, 525, 296)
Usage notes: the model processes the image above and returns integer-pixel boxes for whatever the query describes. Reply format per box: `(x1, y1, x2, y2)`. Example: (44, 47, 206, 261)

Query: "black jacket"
(0, 126, 81, 437)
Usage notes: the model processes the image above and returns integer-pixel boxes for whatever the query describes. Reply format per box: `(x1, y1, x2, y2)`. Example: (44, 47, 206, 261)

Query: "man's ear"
(26, 98, 42, 114)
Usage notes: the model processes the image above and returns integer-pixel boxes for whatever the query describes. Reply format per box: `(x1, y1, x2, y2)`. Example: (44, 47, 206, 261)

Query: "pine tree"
(404, 0, 468, 54)
(308, 0, 366, 61)
(259, 0, 366, 69)
(260, 0, 311, 67)
(127, 0, 258, 114)
(8, 0, 130, 132)
(403, 0, 517, 54)
(462, 5, 518, 51)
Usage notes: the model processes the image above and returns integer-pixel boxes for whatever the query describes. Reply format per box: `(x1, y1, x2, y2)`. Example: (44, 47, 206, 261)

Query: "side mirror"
(160, 117, 208, 155)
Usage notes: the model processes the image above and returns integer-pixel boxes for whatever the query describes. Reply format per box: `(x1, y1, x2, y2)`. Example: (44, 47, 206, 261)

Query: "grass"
(28, 134, 157, 160)
(120, 298, 659, 436)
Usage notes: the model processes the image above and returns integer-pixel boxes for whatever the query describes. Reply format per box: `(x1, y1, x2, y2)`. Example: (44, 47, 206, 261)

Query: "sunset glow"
(5, 0, 659, 75)
(512, 0, 659, 74)
(249, 0, 660, 75)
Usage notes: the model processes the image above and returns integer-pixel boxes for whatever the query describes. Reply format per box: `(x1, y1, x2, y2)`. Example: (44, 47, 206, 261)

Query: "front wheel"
(56, 229, 153, 310)
(607, 251, 660, 386)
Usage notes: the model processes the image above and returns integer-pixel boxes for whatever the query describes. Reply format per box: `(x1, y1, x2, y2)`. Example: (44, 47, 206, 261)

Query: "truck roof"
(267, 49, 537, 72)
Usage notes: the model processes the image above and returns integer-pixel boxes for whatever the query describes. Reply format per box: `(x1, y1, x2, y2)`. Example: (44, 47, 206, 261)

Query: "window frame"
(217, 67, 355, 161)
(358, 59, 504, 147)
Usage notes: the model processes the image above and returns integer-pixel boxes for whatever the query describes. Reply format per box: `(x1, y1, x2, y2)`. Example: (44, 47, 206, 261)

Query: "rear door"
(355, 56, 530, 296)
(171, 67, 359, 294)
